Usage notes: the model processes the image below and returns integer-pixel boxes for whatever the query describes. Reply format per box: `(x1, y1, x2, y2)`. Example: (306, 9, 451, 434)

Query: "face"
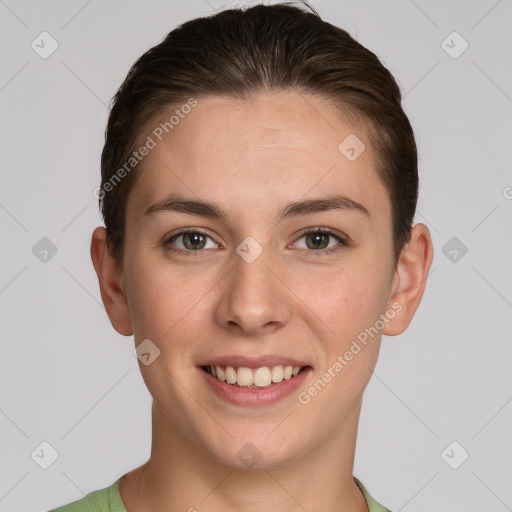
(109, 91, 406, 467)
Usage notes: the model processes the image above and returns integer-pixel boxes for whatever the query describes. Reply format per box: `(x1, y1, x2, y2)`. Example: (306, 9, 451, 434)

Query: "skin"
(91, 90, 433, 512)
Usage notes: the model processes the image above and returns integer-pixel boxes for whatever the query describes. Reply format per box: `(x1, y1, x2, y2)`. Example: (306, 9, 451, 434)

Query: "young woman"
(51, 3, 433, 511)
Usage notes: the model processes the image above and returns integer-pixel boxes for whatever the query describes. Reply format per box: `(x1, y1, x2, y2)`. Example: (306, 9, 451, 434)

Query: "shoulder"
(48, 476, 125, 512)
(354, 477, 393, 512)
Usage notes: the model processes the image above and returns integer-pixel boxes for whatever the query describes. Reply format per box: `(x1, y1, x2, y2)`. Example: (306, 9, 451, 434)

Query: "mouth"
(200, 364, 311, 389)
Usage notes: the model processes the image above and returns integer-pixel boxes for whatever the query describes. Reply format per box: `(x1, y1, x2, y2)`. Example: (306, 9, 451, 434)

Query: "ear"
(383, 223, 434, 336)
(90, 226, 133, 336)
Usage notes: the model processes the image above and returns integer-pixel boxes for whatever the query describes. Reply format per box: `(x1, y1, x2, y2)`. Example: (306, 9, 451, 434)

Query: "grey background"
(1, 0, 511, 511)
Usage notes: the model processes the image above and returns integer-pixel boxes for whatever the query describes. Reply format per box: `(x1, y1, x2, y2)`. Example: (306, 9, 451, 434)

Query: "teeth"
(237, 366, 254, 386)
(253, 367, 272, 387)
(205, 364, 305, 388)
(216, 365, 225, 382)
(271, 365, 283, 383)
(225, 365, 237, 384)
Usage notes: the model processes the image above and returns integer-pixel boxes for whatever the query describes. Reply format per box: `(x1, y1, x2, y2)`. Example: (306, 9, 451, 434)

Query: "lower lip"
(198, 366, 312, 406)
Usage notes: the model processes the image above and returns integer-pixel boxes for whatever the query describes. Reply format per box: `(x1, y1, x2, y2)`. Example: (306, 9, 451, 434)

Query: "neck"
(119, 399, 368, 512)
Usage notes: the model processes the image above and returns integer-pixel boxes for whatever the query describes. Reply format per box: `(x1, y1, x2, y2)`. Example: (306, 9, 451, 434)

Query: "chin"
(203, 429, 308, 470)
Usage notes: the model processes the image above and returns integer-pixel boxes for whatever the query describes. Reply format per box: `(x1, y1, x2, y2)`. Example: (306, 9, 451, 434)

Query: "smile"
(202, 364, 307, 388)
(198, 363, 312, 406)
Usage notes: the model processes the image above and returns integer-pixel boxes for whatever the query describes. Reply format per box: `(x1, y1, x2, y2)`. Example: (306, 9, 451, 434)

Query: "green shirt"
(49, 475, 391, 511)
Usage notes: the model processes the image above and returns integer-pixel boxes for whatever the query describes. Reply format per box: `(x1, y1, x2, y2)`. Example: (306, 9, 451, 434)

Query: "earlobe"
(383, 223, 434, 336)
(90, 227, 133, 336)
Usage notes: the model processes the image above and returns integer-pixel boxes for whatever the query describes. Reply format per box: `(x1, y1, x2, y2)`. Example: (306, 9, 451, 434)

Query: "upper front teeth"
(207, 365, 303, 388)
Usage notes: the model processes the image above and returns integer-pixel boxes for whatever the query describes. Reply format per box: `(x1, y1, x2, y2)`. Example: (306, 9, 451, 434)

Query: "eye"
(164, 229, 220, 255)
(293, 228, 348, 255)
(163, 227, 348, 257)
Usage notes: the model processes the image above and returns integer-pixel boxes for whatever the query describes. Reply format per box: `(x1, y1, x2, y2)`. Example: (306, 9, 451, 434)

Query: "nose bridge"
(216, 236, 290, 334)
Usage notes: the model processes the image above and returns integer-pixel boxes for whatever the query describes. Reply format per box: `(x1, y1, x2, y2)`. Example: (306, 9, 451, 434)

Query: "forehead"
(128, 90, 389, 221)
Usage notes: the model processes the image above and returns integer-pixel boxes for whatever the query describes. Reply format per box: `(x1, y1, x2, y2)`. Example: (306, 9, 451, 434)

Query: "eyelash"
(163, 227, 348, 257)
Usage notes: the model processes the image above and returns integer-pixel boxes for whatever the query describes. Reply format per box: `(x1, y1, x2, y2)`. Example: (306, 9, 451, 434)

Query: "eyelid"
(164, 227, 221, 247)
(293, 226, 349, 244)
(166, 226, 215, 239)
(290, 227, 349, 256)
(163, 226, 349, 256)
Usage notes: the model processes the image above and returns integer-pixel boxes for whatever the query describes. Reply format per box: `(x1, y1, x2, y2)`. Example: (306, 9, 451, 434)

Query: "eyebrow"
(144, 193, 370, 220)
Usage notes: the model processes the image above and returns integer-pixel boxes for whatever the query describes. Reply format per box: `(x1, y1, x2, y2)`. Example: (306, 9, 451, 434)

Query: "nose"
(214, 242, 291, 337)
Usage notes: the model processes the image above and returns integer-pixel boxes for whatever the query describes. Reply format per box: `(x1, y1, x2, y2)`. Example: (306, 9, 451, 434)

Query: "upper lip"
(197, 355, 311, 369)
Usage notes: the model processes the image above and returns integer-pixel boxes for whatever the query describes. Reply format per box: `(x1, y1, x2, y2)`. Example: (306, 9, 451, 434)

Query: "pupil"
(308, 233, 328, 250)
(184, 232, 205, 250)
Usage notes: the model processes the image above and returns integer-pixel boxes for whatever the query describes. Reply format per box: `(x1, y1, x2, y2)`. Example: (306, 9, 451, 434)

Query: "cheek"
(294, 268, 388, 409)
(293, 260, 390, 385)
(123, 248, 210, 342)
(297, 261, 390, 337)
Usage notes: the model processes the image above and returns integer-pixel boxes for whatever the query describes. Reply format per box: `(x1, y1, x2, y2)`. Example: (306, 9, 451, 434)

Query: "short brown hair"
(99, 1, 418, 266)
